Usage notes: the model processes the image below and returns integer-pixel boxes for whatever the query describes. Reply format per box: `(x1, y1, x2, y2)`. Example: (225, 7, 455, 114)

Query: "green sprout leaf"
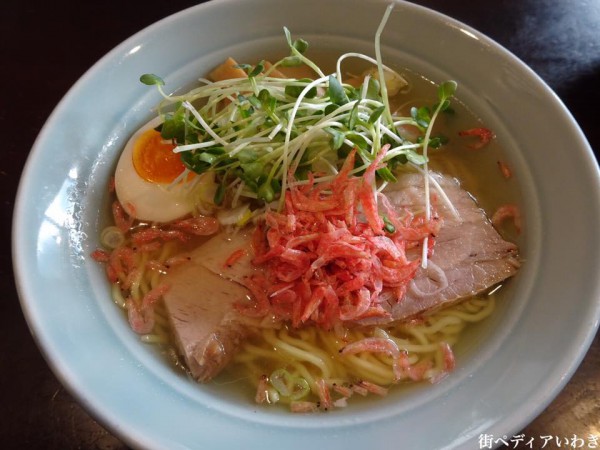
(427, 135, 449, 149)
(285, 79, 317, 98)
(406, 151, 428, 165)
(258, 182, 275, 202)
(139, 73, 165, 86)
(411, 106, 431, 129)
(325, 127, 346, 151)
(438, 80, 457, 102)
(328, 75, 349, 106)
(160, 115, 185, 142)
(365, 78, 382, 101)
(347, 101, 360, 130)
(283, 26, 309, 54)
(248, 60, 265, 78)
(214, 182, 226, 205)
(280, 56, 303, 67)
(368, 105, 386, 124)
(180, 151, 211, 175)
(241, 161, 263, 180)
(376, 166, 397, 183)
(293, 38, 309, 54)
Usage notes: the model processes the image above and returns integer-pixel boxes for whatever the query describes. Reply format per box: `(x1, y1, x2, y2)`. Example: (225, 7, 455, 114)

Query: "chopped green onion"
(101, 226, 125, 249)
(383, 215, 396, 234)
(269, 369, 310, 400)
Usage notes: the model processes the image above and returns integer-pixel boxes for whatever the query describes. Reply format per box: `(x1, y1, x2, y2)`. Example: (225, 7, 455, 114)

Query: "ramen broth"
(97, 46, 522, 411)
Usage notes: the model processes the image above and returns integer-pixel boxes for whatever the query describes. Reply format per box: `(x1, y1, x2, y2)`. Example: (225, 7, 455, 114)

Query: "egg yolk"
(132, 129, 186, 183)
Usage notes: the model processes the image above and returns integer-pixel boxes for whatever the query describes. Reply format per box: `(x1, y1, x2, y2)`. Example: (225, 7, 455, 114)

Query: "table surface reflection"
(1, 0, 598, 448)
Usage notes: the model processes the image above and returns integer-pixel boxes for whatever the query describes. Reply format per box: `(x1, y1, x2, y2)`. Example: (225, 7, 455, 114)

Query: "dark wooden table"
(2, 0, 598, 448)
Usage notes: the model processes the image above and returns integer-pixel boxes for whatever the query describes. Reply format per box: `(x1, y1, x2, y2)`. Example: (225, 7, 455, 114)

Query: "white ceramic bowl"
(13, 0, 600, 449)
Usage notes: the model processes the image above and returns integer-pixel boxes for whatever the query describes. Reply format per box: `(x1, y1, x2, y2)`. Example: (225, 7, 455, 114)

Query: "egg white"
(114, 117, 195, 223)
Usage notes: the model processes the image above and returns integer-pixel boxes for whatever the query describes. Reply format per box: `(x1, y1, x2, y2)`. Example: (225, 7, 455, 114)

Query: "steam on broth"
(92, 5, 521, 412)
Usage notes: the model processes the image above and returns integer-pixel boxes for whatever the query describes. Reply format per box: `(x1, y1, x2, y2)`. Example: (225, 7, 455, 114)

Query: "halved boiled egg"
(114, 117, 196, 223)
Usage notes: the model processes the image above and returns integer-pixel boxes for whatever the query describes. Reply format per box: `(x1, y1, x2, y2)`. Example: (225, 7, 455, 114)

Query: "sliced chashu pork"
(161, 173, 520, 380)
(364, 173, 520, 324)
(160, 230, 257, 382)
